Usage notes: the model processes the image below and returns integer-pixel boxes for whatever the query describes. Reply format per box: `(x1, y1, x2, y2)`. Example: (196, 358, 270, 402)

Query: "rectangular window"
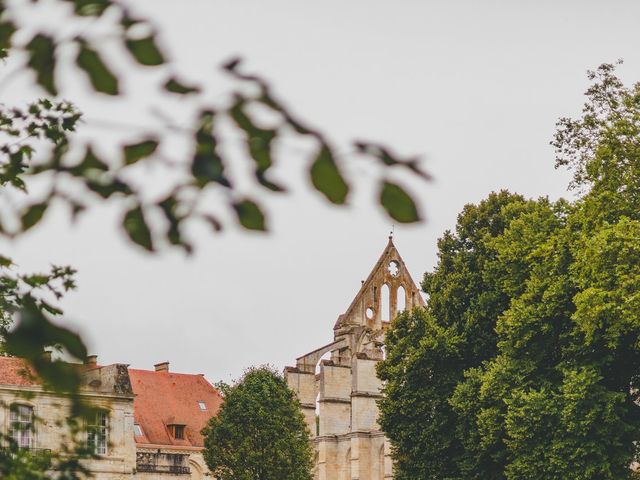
(174, 425, 185, 440)
(198, 401, 206, 411)
(10, 404, 33, 449)
(87, 411, 108, 455)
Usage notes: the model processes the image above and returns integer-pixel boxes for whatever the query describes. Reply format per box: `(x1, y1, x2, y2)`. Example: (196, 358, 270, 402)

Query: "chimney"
(85, 355, 98, 366)
(154, 361, 170, 372)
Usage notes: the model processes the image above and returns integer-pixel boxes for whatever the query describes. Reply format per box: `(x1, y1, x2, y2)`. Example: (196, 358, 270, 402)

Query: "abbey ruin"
(286, 237, 424, 480)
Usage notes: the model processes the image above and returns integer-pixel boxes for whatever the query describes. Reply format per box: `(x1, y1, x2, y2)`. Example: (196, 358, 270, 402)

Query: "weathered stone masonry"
(286, 237, 424, 480)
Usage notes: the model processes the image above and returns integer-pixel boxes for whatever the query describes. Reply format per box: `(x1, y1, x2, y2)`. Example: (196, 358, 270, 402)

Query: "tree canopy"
(202, 367, 313, 480)
(378, 62, 640, 480)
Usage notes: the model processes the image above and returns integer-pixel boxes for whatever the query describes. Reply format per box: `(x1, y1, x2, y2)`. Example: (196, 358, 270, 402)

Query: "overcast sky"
(2, 0, 640, 383)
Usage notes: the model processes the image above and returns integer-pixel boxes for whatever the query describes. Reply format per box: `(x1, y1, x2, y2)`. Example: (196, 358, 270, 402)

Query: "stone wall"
(0, 385, 136, 479)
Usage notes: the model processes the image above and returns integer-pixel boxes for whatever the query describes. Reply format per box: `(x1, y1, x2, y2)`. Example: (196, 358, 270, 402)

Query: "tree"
(202, 366, 313, 480)
(378, 192, 565, 480)
(378, 62, 640, 479)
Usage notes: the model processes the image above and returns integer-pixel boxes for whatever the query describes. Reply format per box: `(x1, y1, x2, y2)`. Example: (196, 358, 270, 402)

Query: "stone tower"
(285, 237, 425, 480)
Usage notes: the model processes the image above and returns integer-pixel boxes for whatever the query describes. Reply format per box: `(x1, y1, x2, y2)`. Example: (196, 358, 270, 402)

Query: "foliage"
(378, 63, 640, 479)
(0, 0, 431, 476)
(202, 366, 313, 480)
(0, 0, 429, 254)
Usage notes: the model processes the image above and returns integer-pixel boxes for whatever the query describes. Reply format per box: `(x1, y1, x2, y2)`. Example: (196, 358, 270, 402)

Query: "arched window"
(9, 404, 33, 449)
(380, 284, 390, 322)
(397, 285, 407, 313)
(87, 410, 109, 455)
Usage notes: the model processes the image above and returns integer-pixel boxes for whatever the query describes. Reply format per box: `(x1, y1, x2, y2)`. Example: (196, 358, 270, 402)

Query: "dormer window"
(169, 424, 185, 440)
(134, 424, 143, 437)
(198, 401, 206, 411)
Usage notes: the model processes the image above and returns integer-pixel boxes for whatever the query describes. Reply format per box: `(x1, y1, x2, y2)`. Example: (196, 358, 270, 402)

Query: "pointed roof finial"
(389, 224, 395, 241)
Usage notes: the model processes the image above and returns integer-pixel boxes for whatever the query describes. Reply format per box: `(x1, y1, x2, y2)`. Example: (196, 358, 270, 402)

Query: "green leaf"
(86, 178, 132, 199)
(123, 139, 158, 165)
(379, 181, 421, 223)
(68, 0, 112, 16)
(158, 196, 192, 253)
(232, 199, 266, 231)
(76, 40, 119, 95)
(0, 254, 12, 267)
(5, 297, 87, 361)
(164, 77, 201, 95)
(21, 203, 48, 231)
(228, 96, 284, 192)
(310, 145, 349, 204)
(191, 110, 231, 188)
(26, 34, 57, 95)
(125, 35, 165, 66)
(69, 146, 109, 175)
(122, 206, 154, 251)
(0, 20, 16, 53)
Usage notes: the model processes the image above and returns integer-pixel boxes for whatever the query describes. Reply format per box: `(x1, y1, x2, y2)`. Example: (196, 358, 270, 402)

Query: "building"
(0, 356, 221, 479)
(130, 361, 223, 479)
(286, 237, 424, 480)
(0, 355, 136, 479)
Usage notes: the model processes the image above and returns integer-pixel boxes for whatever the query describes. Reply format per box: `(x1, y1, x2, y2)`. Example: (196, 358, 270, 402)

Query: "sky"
(2, 0, 640, 383)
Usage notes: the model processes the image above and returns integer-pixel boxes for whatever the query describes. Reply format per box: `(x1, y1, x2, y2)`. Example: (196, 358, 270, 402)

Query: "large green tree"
(202, 367, 313, 480)
(378, 62, 640, 480)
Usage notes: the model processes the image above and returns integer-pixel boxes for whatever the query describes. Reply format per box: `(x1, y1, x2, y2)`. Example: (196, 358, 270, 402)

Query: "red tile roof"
(0, 356, 39, 387)
(128, 368, 222, 448)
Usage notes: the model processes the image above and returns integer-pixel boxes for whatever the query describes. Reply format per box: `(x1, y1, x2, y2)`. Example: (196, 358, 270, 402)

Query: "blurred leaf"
(379, 181, 421, 223)
(232, 199, 266, 231)
(76, 40, 119, 95)
(40, 300, 63, 316)
(23, 274, 50, 287)
(229, 96, 284, 192)
(5, 297, 87, 362)
(355, 141, 432, 181)
(63, 0, 112, 16)
(123, 139, 158, 165)
(0, 20, 16, 53)
(191, 110, 231, 188)
(86, 178, 132, 198)
(21, 203, 48, 231)
(26, 34, 57, 95)
(310, 145, 349, 204)
(69, 146, 108, 175)
(164, 77, 201, 95)
(158, 195, 192, 253)
(125, 35, 165, 66)
(122, 205, 154, 251)
(0, 254, 12, 267)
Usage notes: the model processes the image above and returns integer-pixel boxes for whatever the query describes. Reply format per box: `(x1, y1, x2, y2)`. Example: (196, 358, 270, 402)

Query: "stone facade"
(0, 358, 136, 479)
(286, 237, 424, 480)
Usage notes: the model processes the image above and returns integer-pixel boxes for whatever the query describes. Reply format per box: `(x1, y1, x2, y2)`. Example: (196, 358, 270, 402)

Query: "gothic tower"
(285, 237, 424, 480)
